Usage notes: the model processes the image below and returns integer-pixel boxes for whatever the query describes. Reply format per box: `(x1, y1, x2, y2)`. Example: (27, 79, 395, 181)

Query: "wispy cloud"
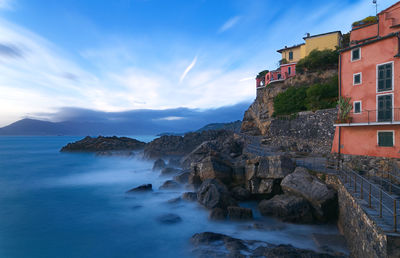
(239, 76, 254, 82)
(218, 16, 241, 33)
(179, 55, 197, 83)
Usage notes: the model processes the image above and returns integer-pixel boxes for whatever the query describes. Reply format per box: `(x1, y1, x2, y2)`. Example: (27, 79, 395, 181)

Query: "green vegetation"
(337, 96, 352, 123)
(295, 49, 338, 74)
(256, 70, 269, 79)
(352, 16, 377, 27)
(341, 32, 350, 49)
(279, 58, 288, 65)
(273, 76, 338, 116)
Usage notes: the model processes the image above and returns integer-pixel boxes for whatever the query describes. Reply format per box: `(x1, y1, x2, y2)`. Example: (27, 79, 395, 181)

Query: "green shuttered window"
(378, 131, 394, 147)
(378, 63, 393, 92)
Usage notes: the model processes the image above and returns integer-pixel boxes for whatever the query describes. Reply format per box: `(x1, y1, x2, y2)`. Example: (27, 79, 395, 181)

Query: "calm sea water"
(0, 136, 345, 258)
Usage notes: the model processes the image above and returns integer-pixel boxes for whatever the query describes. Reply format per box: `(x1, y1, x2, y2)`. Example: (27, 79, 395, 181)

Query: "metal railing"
(336, 108, 400, 124)
(337, 164, 399, 232)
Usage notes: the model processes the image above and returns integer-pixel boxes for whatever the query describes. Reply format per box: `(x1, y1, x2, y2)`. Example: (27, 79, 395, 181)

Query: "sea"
(0, 136, 346, 258)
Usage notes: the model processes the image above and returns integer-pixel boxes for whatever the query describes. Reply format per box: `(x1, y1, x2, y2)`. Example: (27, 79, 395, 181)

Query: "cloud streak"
(179, 56, 197, 83)
(218, 16, 241, 33)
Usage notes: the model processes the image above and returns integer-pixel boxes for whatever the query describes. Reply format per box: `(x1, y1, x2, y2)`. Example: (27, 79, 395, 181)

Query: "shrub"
(295, 49, 338, 74)
(273, 75, 339, 116)
(352, 16, 377, 27)
(273, 87, 307, 116)
(256, 70, 269, 79)
(305, 76, 338, 110)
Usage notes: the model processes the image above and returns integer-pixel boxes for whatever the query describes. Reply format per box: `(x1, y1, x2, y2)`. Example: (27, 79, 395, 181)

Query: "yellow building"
(277, 31, 342, 63)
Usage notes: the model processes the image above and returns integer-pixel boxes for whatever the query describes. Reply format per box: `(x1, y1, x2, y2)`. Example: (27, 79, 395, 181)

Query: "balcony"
(335, 108, 400, 126)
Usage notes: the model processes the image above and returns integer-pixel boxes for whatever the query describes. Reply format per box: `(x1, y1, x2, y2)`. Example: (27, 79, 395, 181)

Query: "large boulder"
(258, 194, 313, 223)
(159, 180, 180, 190)
(231, 186, 251, 201)
(193, 155, 233, 185)
(197, 179, 237, 210)
(209, 208, 227, 220)
(227, 206, 253, 220)
(152, 158, 166, 171)
(173, 171, 191, 184)
(182, 192, 197, 202)
(245, 155, 295, 196)
(281, 167, 337, 221)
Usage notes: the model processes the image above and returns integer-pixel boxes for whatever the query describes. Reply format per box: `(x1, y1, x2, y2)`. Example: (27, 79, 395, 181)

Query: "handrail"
(339, 164, 399, 232)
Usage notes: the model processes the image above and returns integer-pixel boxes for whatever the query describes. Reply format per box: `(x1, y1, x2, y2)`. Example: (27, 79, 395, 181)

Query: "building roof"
(339, 32, 398, 53)
(303, 30, 342, 40)
(276, 43, 305, 53)
(378, 1, 400, 15)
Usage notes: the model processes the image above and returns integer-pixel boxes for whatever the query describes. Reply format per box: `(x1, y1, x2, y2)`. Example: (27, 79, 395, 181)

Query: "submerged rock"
(190, 232, 345, 258)
(258, 194, 313, 223)
(60, 136, 145, 152)
(209, 208, 227, 220)
(157, 213, 182, 224)
(153, 158, 166, 171)
(126, 184, 152, 193)
(159, 180, 181, 190)
(281, 167, 337, 221)
(160, 167, 182, 176)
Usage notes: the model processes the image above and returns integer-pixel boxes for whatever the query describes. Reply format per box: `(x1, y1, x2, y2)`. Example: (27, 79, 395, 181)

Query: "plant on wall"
(337, 96, 352, 123)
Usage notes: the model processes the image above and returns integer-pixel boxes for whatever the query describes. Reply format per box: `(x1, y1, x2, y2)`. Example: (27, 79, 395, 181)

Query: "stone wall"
(262, 108, 337, 155)
(324, 174, 400, 258)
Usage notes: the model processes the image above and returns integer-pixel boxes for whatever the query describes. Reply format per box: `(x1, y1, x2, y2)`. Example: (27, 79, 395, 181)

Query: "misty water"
(0, 136, 345, 258)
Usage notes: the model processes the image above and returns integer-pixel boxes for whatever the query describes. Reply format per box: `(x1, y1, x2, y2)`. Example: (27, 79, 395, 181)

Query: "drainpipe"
(338, 54, 342, 157)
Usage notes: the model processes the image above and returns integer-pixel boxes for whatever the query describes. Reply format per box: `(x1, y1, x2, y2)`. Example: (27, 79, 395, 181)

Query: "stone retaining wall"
(262, 108, 337, 155)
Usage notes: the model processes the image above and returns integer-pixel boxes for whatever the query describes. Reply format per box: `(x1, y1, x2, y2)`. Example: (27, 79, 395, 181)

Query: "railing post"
(394, 199, 397, 232)
(354, 174, 357, 193)
(368, 110, 370, 124)
(369, 183, 372, 208)
(380, 189, 383, 218)
(361, 178, 363, 199)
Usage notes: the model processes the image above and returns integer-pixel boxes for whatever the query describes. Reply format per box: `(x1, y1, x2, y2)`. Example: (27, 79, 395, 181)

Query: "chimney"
(306, 33, 310, 38)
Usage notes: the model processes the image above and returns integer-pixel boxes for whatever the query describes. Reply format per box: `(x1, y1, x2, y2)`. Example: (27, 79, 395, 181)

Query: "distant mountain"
(196, 120, 242, 133)
(0, 103, 250, 136)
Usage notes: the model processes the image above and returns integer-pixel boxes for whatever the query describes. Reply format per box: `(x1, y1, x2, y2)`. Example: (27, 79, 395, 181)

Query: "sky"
(0, 0, 397, 127)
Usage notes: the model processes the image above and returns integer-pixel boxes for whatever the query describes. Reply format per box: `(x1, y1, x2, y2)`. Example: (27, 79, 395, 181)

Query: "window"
(354, 101, 361, 114)
(353, 73, 362, 85)
(289, 51, 293, 60)
(378, 131, 394, 147)
(377, 94, 393, 122)
(288, 67, 292, 75)
(377, 62, 393, 92)
(351, 48, 360, 61)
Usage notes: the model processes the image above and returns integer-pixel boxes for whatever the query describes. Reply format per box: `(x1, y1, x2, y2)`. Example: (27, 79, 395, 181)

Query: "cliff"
(241, 69, 337, 136)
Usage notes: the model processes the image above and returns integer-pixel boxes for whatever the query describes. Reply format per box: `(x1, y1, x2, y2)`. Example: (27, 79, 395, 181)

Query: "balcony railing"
(335, 108, 400, 125)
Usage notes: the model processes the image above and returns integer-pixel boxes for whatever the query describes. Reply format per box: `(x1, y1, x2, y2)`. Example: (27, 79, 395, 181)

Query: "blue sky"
(0, 0, 397, 126)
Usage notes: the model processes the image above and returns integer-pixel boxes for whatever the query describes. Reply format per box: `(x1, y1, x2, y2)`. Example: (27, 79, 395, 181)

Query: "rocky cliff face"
(241, 70, 337, 136)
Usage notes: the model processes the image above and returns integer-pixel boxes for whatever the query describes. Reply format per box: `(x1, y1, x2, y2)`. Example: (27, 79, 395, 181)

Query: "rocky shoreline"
(61, 130, 347, 257)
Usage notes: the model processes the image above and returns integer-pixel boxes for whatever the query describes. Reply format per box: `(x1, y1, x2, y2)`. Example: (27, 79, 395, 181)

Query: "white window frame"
(353, 72, 362, 85)
(377, 130, 395, 147)
(353, 101, 362, 114)
(351, 48, 361, 62)
(376, 61, 394, 93)
(376, 93, 394, 122)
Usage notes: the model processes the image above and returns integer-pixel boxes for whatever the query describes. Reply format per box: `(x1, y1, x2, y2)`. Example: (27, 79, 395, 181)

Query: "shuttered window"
(289, 51, 293, 60)
(378, 131, 394, 147)
(378, 63, 393, 92)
